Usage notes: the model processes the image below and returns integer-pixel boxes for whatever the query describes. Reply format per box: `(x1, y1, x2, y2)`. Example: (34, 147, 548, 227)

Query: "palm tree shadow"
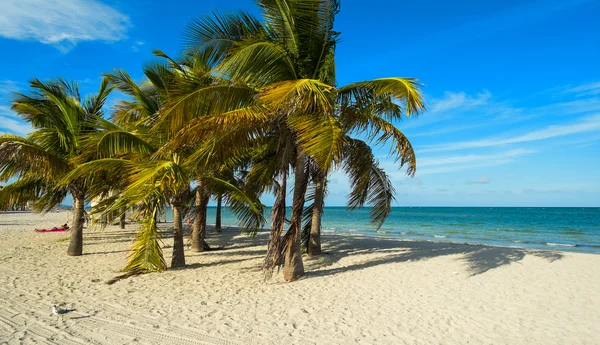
(306, 235, 564, 277)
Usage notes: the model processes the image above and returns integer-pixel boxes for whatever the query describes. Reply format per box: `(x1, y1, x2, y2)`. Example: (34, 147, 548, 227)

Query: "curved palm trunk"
(67, 193, 85, 256)
(308, 173, 325, 256)
(171, 202, 186, 268)
(191, 182, 211, 252)
(215, 194, 222, 233)
(283, 151, 307, 281)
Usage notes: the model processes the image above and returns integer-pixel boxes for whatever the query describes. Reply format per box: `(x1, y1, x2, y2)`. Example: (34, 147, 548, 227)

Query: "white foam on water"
(546, 242, 577, 247)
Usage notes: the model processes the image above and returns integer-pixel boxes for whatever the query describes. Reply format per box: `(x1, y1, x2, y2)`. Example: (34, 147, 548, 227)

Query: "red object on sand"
(35, 229, 68, 233)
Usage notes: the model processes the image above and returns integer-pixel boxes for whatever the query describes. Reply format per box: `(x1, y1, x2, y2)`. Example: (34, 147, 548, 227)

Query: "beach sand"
(1, 211, 599, 345)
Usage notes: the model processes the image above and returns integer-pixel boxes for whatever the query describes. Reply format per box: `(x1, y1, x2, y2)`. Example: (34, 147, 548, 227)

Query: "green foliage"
(123, 206, 167, 273)
(0, 77, 113, 211)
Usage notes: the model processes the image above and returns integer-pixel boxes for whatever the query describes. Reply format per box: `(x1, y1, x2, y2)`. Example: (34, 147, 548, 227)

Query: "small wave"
(546, 242, 578, 247)
(433, 235, 447, 238)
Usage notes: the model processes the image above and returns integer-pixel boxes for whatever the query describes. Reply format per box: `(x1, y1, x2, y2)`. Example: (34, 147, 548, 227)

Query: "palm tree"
(0, 78, 112, 256)
(175, 0, 424, 280)
(67, 52, 265, 274)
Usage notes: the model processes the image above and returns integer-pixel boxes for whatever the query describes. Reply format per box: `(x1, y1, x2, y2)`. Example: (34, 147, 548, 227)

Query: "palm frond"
(337, 77, 425, 120)
(123, 206, 167, 273)
(183, 10, 266, 65)
(366, 116, 417, 176)
(217, 41, 297, 86)
(0, 134, 70, 181)
(287, 113, 344, 170)
(204, 176, 265, 235)
(260, 78, 333, 114)
(0, 177, 64, 212)
(343, 137, 395, 228)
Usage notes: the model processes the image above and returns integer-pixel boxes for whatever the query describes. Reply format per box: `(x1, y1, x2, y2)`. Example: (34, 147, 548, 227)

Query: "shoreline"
(1, 211, 599, 344)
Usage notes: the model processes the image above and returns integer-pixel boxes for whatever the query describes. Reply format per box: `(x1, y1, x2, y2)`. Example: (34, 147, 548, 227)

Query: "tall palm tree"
(174, 0, 424, 280)
(0, 78, 112, 256)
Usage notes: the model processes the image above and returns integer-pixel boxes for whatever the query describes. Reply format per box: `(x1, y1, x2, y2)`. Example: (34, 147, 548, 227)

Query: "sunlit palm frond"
(164, 105, 268, 154)
(260, 78, 333, 114)
(337, 77, 425, 120)
(287, 113, 344, 170)
(123, 206, 167, 273)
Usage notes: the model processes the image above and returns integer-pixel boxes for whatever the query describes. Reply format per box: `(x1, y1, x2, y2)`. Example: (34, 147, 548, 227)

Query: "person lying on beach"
(35, 224, 69, 233)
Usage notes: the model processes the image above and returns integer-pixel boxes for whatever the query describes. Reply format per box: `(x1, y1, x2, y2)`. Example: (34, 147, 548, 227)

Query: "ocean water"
(171, 207, 600, 253)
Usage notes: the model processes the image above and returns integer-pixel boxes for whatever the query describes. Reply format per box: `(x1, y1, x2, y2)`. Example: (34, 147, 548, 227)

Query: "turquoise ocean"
(172, 207, 600, 253)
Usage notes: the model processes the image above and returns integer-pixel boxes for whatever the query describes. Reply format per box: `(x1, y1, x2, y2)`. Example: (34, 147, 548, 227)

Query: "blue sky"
(0, 0, 599, 207)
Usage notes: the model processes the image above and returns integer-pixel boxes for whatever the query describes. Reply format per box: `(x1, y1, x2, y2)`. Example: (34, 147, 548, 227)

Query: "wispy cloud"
(429, 91, 491, 114)
(0, 116, 32, 136)
(131, 40, 145, 52)
(0, 0, 130, 52)
(420, 114, 600, 153)
(0, 80, 22, 98)
(415, 149, 533, 176)
(418, 149, 534, 167)
(467, 176, 491, 185)
(402, 90, 492, 130)
(563, 82, 600, 98)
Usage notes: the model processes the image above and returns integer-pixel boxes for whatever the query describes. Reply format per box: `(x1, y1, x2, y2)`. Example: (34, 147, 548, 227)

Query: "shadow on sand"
(306, 235, 563, 277)
(81, 226, 564, 278)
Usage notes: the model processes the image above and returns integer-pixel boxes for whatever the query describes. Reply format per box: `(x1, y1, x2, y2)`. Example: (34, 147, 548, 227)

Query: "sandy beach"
(1, 211, 599, 345)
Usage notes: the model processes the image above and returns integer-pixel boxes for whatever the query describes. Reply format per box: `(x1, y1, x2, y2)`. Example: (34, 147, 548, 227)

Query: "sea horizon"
(143, 206, 600, 254)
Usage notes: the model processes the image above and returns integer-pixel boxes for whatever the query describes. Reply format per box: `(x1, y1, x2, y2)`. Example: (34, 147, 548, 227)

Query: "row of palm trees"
(0, 0, 424, 281)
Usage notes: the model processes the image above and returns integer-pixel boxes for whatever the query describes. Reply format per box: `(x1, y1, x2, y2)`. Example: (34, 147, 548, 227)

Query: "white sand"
(1, 211, 599, 345)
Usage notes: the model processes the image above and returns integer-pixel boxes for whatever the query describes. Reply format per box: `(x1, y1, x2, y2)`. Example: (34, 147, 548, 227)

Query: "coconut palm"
(66, 51, 265, 274)
(0, 78, 112, 256)
(172, 0, 424, 280)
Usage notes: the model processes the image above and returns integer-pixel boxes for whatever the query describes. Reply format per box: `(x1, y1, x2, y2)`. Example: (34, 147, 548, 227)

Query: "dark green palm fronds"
(343, 137, 395, 228)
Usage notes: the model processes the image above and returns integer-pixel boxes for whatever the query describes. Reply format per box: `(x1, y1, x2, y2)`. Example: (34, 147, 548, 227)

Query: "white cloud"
(0, 80, 21, 97)
(429, 90, 491, 114)
(401, 90, 492, 130)
(418, 149, 534, 168)
(0, 106, 17, 117)
(0, 0, 130, 52)
(467, 176, 491, 185)
(0, 116, 32, 136)
(410, 123, 489, 137)
(131, 40, 145, 52)
(414, 149, 533, 176)
(420, 114, 600, 153)
(563, 82, 600, 97)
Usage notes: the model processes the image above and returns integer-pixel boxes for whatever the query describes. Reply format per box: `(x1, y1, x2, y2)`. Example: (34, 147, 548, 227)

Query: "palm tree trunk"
(171, 203, 186, 268)
(191, 182, 211, 252)
(308, 173, 325, 256)
(282, 150, 307, 281)
(215, 194, 222, 233)
(67, 193, 85, 256)
(264, 171, 287, 275)
(119, 211, 126, 229)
